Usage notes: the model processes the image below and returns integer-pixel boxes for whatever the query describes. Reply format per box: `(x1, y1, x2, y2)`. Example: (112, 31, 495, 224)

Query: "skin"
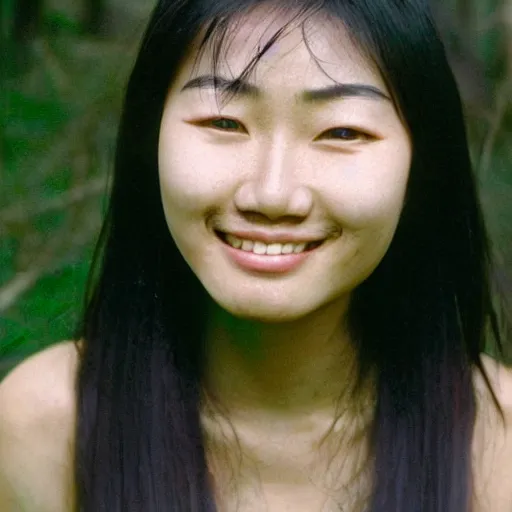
(158, 11, 411, 428)
(0, 342, 510, 512)
(158, 12, 413, 505)
(1, 8, 511, 512)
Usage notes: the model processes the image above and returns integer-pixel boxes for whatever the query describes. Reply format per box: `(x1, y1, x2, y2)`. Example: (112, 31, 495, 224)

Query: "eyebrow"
(180, 74, 391, 103)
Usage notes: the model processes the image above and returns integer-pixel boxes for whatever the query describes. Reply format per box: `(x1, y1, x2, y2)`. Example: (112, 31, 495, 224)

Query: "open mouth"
(215, 230, 324, 255)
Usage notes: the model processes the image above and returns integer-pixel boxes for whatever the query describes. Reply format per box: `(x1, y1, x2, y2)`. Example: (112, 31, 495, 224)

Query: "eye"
(202, 117, 245, 132)
(319, 127, 374, 141)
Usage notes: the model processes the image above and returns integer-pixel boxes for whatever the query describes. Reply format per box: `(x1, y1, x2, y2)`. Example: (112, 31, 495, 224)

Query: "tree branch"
(0, 176, 107, 229)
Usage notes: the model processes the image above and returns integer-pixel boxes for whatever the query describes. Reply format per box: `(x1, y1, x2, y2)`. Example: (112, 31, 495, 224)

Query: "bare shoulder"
(476, 354, 512, 404)
(0, 341, 80, 512)
(473, 354, 512, 512)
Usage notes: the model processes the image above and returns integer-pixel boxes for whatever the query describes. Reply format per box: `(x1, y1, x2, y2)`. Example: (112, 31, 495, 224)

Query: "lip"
(217, 232, 323, 274)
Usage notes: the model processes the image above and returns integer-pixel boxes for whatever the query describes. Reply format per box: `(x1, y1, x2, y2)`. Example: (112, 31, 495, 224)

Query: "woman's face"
(158, 11, 412, 322)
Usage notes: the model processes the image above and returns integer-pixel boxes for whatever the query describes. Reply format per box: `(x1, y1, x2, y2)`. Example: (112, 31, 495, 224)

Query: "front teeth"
(225, 234, 307, 255)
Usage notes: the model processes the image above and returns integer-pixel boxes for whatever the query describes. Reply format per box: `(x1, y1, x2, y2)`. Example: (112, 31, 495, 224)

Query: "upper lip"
(216, 229, 325, 244)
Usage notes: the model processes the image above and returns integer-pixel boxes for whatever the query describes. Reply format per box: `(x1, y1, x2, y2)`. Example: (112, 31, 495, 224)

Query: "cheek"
(322, 146, 411, 229)
(325, 173, 409, 232)
(158, 127, 236, 214)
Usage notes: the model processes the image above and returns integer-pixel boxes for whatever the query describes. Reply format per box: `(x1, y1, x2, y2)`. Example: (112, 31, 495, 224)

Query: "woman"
(0, 0, 511, 511)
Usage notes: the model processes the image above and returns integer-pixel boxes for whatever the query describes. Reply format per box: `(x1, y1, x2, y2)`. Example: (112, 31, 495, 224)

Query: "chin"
(207, 290, 313, 323)
(232, 308, 309, 324)
(208, 284, 350, 324)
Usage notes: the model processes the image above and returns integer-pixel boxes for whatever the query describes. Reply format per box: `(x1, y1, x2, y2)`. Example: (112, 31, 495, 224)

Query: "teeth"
(281, 243, 295, 254)
(241, 239, 253, 251)
(267, 243, 283, 255)
(227, 235, 243, 249)
(253, 241, 267, 255)
(224, 234, 312, 255)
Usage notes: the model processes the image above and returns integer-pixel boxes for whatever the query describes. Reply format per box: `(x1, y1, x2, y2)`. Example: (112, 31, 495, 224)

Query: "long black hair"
(73, 0, 508, 510)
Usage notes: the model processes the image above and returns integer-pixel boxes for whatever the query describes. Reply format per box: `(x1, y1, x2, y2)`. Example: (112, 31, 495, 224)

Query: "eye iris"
(213, 118, 238, 130)
(332, 128, 358, 140)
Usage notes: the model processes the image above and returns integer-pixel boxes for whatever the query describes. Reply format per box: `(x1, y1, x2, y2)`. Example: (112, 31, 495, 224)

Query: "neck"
(201, 296, 371, 422)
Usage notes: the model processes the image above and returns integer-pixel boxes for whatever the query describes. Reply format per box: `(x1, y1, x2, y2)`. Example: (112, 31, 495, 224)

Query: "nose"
(234, 139, 313, 221)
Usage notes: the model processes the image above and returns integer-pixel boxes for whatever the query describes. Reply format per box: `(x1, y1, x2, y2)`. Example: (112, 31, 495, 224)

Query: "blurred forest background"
(0, 0, 511, 380)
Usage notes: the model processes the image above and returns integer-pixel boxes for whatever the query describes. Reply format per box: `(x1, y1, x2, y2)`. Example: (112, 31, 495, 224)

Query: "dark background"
(1, 0, 511, 379)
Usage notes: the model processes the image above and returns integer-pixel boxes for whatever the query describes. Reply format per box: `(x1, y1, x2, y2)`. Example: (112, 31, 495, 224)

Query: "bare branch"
(478, 79, 511, 178)
(0, 268, 42, 312)
(0, 209, 101, 313)
(0, 176, 108, 228)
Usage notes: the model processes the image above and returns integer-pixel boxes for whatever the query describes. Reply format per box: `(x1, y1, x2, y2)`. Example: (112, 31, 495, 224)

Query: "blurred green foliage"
(0, 0, 511, 379)
(1, 1, 152, 378)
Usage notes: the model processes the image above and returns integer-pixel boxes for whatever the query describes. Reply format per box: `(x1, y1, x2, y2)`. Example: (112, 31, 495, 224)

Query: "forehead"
(174, 7, 385, 91)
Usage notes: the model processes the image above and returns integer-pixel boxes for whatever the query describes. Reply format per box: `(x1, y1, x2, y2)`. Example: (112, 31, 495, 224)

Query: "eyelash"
(199, 117, 375, 141)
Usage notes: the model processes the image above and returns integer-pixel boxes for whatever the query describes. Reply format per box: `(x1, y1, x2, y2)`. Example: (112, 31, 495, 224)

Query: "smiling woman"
(0, 1, 511, 512)
(158, 15, 411, 324)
